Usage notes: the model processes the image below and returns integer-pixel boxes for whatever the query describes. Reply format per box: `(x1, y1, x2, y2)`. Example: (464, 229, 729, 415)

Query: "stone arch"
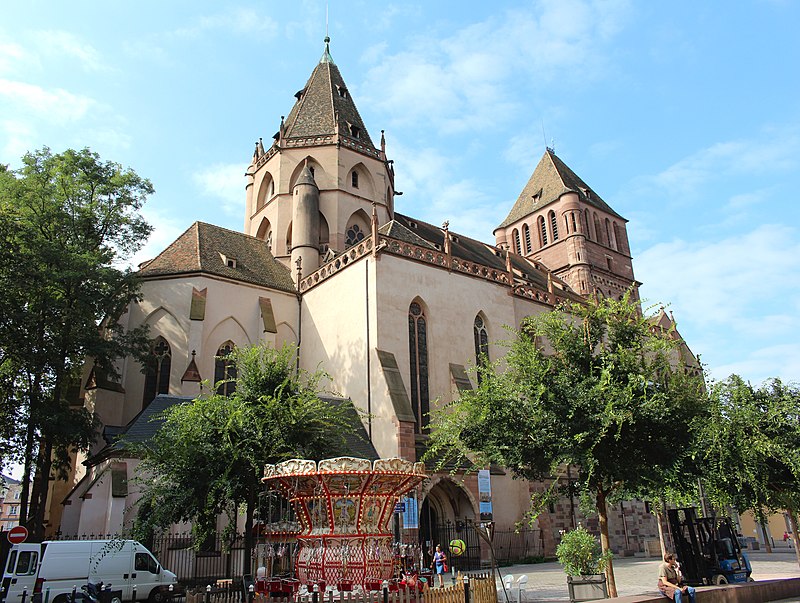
(537, 215, 548, 247)
(288, 156, 324, 191)
(256, 217, 273, 251)
(344, 208, 370, 248)
(605, 218, 616, 250)
(204, 317, 250, 367)
(593, 212, 603, 244)
(255, 170, 275, 211)
(511, 228, 521, 254)
(584, 209, 592, 240)
(142, 306, 185, 351)
(285, 221, 292, 255)
(319, 212, 330, 248)
(419, 477, 478, 562)
(275, 321, 298, 348)
(521, 223, 532, 254)
(347, 161, 375, 198)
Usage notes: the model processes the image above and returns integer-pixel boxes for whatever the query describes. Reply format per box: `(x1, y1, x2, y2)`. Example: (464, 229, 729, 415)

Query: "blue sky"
(2, 0, 799, 387)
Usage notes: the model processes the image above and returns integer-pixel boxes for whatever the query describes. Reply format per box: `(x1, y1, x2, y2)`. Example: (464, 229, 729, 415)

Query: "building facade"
(55, 39, 668, 556)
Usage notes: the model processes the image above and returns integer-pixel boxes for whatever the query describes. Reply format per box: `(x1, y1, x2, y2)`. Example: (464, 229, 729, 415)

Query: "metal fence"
(51, 527, 540, 586)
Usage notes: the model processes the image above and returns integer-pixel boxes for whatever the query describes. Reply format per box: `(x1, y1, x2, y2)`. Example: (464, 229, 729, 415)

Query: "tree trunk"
(19, 410, 36, 525)
(787, 508, 800, 568)
(28, 438, 53, 540)
(656, 507, 667, 559)
(596, 488, 618, 598)
(760, 519, 773, 553)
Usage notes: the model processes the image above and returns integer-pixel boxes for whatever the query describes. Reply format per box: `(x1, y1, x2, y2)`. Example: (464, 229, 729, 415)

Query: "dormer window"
(351, 171, 359, 188)
(295, 88, 305, 100)
(219, 253, 237, 269)
(336, 85, 348, 99)
(349, 124, 360, 139)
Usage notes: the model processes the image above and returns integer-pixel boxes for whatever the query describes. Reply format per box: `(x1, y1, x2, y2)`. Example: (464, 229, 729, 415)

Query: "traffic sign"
(7, 525, 28, 544)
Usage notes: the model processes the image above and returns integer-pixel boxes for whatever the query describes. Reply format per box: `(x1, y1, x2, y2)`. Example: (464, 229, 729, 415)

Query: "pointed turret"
(281, 38, 375, 149)
(291, 163, 321, 282)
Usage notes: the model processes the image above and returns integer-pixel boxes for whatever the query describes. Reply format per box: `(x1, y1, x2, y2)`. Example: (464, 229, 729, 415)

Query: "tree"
(132, 343, 358, 574)
(427, 293, 708, 597)
(699, 375, 800, 565)
(0, 147, 153, 537)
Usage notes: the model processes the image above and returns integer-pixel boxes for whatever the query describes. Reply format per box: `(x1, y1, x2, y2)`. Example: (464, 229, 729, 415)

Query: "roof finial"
(321, 35, 333, 63)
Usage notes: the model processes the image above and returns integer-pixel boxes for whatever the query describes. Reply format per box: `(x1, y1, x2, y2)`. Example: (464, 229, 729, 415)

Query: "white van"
(1, 540, 178, 603)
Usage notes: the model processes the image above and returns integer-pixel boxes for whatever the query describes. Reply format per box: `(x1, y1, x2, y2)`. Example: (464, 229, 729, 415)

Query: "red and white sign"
(7, 525, 28, 544)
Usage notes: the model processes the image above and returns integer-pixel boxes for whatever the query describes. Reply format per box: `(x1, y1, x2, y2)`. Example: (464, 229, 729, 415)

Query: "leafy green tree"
(132, 343, 357, 574)
(699, 375, 800, 565)
(427, 293, 708, 597)
(0, 147, 153, 537)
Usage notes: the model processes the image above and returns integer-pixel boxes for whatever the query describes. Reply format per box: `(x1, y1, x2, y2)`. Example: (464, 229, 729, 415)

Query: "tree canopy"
(132, 343, 359, 572)
(0, 147, 153, 537)
(427, 293, 708, 596)
(699, 375, 800, 561)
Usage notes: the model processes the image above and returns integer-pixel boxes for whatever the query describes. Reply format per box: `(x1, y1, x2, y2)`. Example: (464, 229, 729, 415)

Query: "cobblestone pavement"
(472, 549, 800, 602)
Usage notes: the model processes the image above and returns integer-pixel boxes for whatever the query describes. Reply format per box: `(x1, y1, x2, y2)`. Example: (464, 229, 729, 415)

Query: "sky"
(1, 0, 799, 389)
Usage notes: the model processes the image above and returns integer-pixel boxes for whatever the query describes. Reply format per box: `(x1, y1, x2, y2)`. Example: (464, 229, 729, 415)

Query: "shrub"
(556, 526, 611, 576)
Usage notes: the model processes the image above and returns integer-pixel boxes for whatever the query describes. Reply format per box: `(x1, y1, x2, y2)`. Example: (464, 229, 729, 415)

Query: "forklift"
(667, 507, 753, 585)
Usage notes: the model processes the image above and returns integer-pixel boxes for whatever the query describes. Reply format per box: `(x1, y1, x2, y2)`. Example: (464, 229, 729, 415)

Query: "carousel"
(259, 457, 428, 593)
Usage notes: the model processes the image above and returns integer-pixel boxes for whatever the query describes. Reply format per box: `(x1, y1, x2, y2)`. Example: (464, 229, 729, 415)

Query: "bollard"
(205, 584, 212, 603)
(21, 588, 28, 603)
(248, 584, 254, 603)
(312, 584, 319, 603)
(132, 586, 138, 603)
(382, 580, 389, 603)
(44, 587, 51, 603)
(71, 586, 77, 603)
(463, 575, 470, 603)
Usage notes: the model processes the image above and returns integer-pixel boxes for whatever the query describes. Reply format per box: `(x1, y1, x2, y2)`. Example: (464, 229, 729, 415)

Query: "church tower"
(244, 38, 396, 281)
(494, 149, 640, 299)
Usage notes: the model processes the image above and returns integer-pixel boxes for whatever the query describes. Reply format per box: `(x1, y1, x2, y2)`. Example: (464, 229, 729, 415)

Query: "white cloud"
(33, 30, 106, 72)
(173, 9, 279, 39)
(358, 0, 632, 135)
(0, 79, 94, 124)
(1, 119, 35, 160)
(636, 224, 800, 384)
(0, 40, 32, 76)
(192, 162, 248, 216)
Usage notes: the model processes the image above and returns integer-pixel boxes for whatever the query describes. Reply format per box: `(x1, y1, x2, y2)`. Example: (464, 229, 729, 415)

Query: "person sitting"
(658, 553, 696, 603)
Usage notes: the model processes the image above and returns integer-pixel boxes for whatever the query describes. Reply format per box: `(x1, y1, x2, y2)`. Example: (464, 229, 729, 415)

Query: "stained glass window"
(473, 314, 489, 385)
(408, 302, 430, 432)
(346, 224, 365, 248)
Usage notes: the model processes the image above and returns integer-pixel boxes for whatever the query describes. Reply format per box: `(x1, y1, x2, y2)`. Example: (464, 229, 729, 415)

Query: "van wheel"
(713, 575, 728, 585)
(149, 589, 166, 603)
(53, 595, 69, 603)
(111, 597, 122, 603)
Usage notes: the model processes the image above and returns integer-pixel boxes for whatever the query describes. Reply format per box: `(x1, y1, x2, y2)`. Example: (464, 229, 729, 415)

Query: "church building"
(55, 38, 672, 558)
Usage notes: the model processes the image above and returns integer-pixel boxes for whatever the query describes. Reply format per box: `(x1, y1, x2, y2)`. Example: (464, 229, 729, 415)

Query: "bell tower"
(494, 149, 640, 300)
(244, 37, 396, 280)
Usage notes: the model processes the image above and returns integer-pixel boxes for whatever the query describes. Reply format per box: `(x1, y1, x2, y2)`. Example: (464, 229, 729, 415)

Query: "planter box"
(567, 574, 608, 602)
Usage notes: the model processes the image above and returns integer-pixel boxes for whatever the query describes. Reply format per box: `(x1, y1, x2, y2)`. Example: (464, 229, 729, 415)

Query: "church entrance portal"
(419, 479, 481, 571)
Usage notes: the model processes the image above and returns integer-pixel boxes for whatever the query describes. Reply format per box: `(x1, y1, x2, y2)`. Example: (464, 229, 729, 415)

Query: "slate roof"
(96, 393, 378, 462)
(138, 222, 295, 293)
(281, 39, 375, 149)
(391, 213, 583, 301)
(498, 149, 624, 229)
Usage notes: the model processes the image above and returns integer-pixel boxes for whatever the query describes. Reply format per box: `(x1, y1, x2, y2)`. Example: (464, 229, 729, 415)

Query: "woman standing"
(432, 544, 447, 588)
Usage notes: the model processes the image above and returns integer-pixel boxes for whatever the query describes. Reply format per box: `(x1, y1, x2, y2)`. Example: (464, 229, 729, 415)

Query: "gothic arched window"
(549, 210, 559, 241)
(512, 229, 522, 254)
(143, 337, 171, 409)
(215, 341, 237, 397)
(538, 216, 548, 247)
(408, 301, 430, 432)
(605, 218, 615, 250)
(584, 209, 592, 240)
(522, 224, 532, 254)
(474, 314, 489, 384)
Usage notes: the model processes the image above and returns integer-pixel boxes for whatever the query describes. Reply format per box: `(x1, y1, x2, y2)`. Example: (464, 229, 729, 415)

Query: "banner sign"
(478, 469, 493, 521)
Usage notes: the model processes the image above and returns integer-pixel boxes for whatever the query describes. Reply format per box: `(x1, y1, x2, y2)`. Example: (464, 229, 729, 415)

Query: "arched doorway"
(419, 478, 480, 571)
